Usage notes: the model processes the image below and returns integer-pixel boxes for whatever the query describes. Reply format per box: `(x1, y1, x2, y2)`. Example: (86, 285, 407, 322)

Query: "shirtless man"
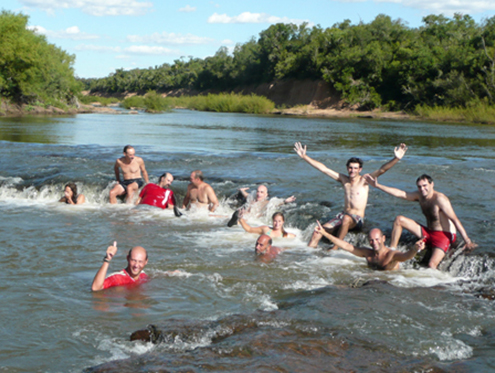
(315, 221, 424, 270)
(255, 234, 283, 259)
(364, 173, 477, 269)
(294, 142, 408, 249)
(227, 185, 296, 227)
(135, 172, 176, 209)
(91, 241, 148, 291)
(109, 145, 149, 204)
(182, 170, 219, 212)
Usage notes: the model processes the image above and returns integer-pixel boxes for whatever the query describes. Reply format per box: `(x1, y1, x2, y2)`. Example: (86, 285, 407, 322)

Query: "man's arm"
(364, 174, 419, 201)
(368, 143, 408, 178)
(139, 158, 149, 184)
(437, 194, 478, 251)
(294, 142, 341, 181)
(391, 239, 425, 262)
(114, 161, 121, 182)
(182, 185, 191, 209)
(135, 197, 142, 205)
(314, 221, 370, 257)
(207, 186, 219, 212)
(239, 187, 250, 198)
(91, 242, 118, 291)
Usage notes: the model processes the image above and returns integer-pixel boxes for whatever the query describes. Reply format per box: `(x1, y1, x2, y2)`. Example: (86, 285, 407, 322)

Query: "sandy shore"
(275, 106, 412, 120)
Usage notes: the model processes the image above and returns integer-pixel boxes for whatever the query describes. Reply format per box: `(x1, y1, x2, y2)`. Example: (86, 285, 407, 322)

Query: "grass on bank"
(79, 95, 120, 106)
(414, 102, 495, 124)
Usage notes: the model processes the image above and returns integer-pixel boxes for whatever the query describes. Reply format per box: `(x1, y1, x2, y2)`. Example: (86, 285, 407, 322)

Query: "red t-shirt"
(102, 269, 148, 289)
(138, 183, 175, 209)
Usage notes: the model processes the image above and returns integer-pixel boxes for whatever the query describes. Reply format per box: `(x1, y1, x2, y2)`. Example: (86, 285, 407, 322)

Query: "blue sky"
(3, 0, 495, 78)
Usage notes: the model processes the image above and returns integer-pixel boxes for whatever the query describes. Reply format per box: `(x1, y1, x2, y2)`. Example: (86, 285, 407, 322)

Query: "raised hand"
(363, 173, 378, 188)
(106, 241, 118, 261)
(394, 143, 408, 160)
(284, 195, 296, 204)
(464, 241, 478, 253)
(415, 238, 425, 252)
(314, 220, 324, 234)
(294, 142, 307, 158)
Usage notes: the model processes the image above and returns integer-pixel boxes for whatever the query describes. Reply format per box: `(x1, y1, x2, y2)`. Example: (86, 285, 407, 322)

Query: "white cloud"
(19, 0, 153, 16)
(126, 32, 215, 45)
(207, 12, 312, 26)
(28, 25, 100, 40)
(178, 5, 196, 12)
(74, 44, 180, 55)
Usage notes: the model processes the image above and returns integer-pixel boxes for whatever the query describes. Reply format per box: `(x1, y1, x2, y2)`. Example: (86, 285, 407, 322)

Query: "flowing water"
(0, 110, 494, 372)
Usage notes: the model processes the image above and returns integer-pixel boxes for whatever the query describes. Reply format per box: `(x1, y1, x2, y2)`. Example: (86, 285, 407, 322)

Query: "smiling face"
(368, 229, 386, 252)
(416, 178, 433, 198)
(126, 247, 148, 279)
(256, 185, 268, 201)
(272, 214, 285, 231)
(347, 162, 362, 179)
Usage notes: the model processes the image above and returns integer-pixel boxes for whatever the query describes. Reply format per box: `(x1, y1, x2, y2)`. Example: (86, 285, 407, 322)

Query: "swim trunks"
(324, 211, 364, 230)
(103, 269, 148, 289)
(138, 183, 175, 209)
(421, 226, 456, 253)
(119, 178, 144, 193)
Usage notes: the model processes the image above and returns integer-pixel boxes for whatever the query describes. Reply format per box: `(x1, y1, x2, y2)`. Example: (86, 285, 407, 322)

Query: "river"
(0, 110, 494, 372)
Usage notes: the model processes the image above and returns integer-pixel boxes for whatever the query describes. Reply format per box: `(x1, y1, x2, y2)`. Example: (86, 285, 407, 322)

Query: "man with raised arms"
(136, 172, 176, 209)
(182, 170, 219, 212)
(227, 184, 296, 227)
(314, 221, 425, 270)
(294, 142, 408, 249)
(91, 242, 148, 291)
(255, 234, 283, 259)
(109, 145, 149, 204)
(364, 173, 478, 269)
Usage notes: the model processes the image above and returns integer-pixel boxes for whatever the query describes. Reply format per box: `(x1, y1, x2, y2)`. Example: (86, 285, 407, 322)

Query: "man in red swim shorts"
(365, 173, 477, 269)
(91, 242, 148, 291)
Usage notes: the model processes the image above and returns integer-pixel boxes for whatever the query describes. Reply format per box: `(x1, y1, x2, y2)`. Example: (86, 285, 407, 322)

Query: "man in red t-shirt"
(136, 172, 176, 209)
(91, 241, 149, 291)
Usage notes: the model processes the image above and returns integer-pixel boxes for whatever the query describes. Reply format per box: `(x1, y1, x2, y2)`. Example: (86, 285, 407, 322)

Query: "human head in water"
(158, 173, 174, 188)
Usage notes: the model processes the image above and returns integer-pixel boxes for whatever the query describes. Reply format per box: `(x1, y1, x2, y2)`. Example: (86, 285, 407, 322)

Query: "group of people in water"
(71, 143, 478, 291)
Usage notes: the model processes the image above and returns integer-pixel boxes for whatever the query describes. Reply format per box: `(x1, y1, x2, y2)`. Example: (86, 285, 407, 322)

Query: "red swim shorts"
(421, 226, 457, 253)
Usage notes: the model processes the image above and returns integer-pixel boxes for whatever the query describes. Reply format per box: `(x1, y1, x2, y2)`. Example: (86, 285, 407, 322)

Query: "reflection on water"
(0, 110, 495, 372)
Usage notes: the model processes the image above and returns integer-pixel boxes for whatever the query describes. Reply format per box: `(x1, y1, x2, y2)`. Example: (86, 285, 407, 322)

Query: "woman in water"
(59, 182, 85, 205)
(239, 211, 295, 238)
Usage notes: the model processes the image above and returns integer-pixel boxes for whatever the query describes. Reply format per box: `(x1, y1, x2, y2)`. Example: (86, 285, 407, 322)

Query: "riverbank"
(0, 100, 118, 116)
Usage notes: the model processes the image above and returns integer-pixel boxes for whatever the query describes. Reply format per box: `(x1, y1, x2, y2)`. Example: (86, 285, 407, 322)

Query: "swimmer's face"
(64, 186, 73, 198)
(160, 174, 174, 188)
(347, 163, 362, 178)
(124, 148, 135, 161)
(368, 229, 385, 251)
(256, 186, 268, 201)
(416, 179, 433, 197)
(127, 248, 148, 277)
(190, 172, 199, 185)
(255, 236, 270, 255)
(272, 215, 284, 230)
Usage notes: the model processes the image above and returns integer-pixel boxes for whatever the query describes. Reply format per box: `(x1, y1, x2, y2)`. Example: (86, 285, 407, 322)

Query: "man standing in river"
(364, 173, 478, 269)
(314, 221, 425, 270)
(182, 170, 219, 212)
(294, 142, 408, 249)
(109, 145, 149, 204)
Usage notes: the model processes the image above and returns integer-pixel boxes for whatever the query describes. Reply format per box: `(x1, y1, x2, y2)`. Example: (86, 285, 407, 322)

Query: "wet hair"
(193, 170, 204, 181)
(272, 212, 289, 238)
(123, 145, 134, 153)
(416, 174, 433, 184)
(64, 182, 78, 202)
(346, 157, 363, 168)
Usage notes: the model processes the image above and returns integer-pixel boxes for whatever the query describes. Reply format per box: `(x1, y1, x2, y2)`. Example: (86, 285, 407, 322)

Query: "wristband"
(103, 256, 111, 263)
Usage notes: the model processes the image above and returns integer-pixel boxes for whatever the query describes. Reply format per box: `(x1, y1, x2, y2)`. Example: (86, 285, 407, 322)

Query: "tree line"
(87, 14, 495, 111)
(0, 10, 81, 108)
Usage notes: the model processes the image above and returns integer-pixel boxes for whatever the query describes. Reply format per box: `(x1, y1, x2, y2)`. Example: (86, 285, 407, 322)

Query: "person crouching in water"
(59, 182, 85, 205)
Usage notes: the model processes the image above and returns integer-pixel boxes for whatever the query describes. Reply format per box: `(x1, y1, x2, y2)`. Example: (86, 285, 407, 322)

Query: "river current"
(0, 110, 494, 372)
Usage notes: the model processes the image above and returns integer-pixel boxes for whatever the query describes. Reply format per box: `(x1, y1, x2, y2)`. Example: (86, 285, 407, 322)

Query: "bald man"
(91, 242, 149, 291)
(135, 172, 176, 209)
(314, 221, 424, 270)
(255, 234, 284, 258)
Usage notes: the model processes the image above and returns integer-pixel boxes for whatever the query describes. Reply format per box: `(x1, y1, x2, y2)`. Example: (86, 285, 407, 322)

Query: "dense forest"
(88, 14, 495, 110)
(0, 10, 81, 108)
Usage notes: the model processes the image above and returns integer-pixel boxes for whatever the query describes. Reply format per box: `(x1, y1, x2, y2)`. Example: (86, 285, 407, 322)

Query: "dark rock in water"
(319, 200, 333, 208)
